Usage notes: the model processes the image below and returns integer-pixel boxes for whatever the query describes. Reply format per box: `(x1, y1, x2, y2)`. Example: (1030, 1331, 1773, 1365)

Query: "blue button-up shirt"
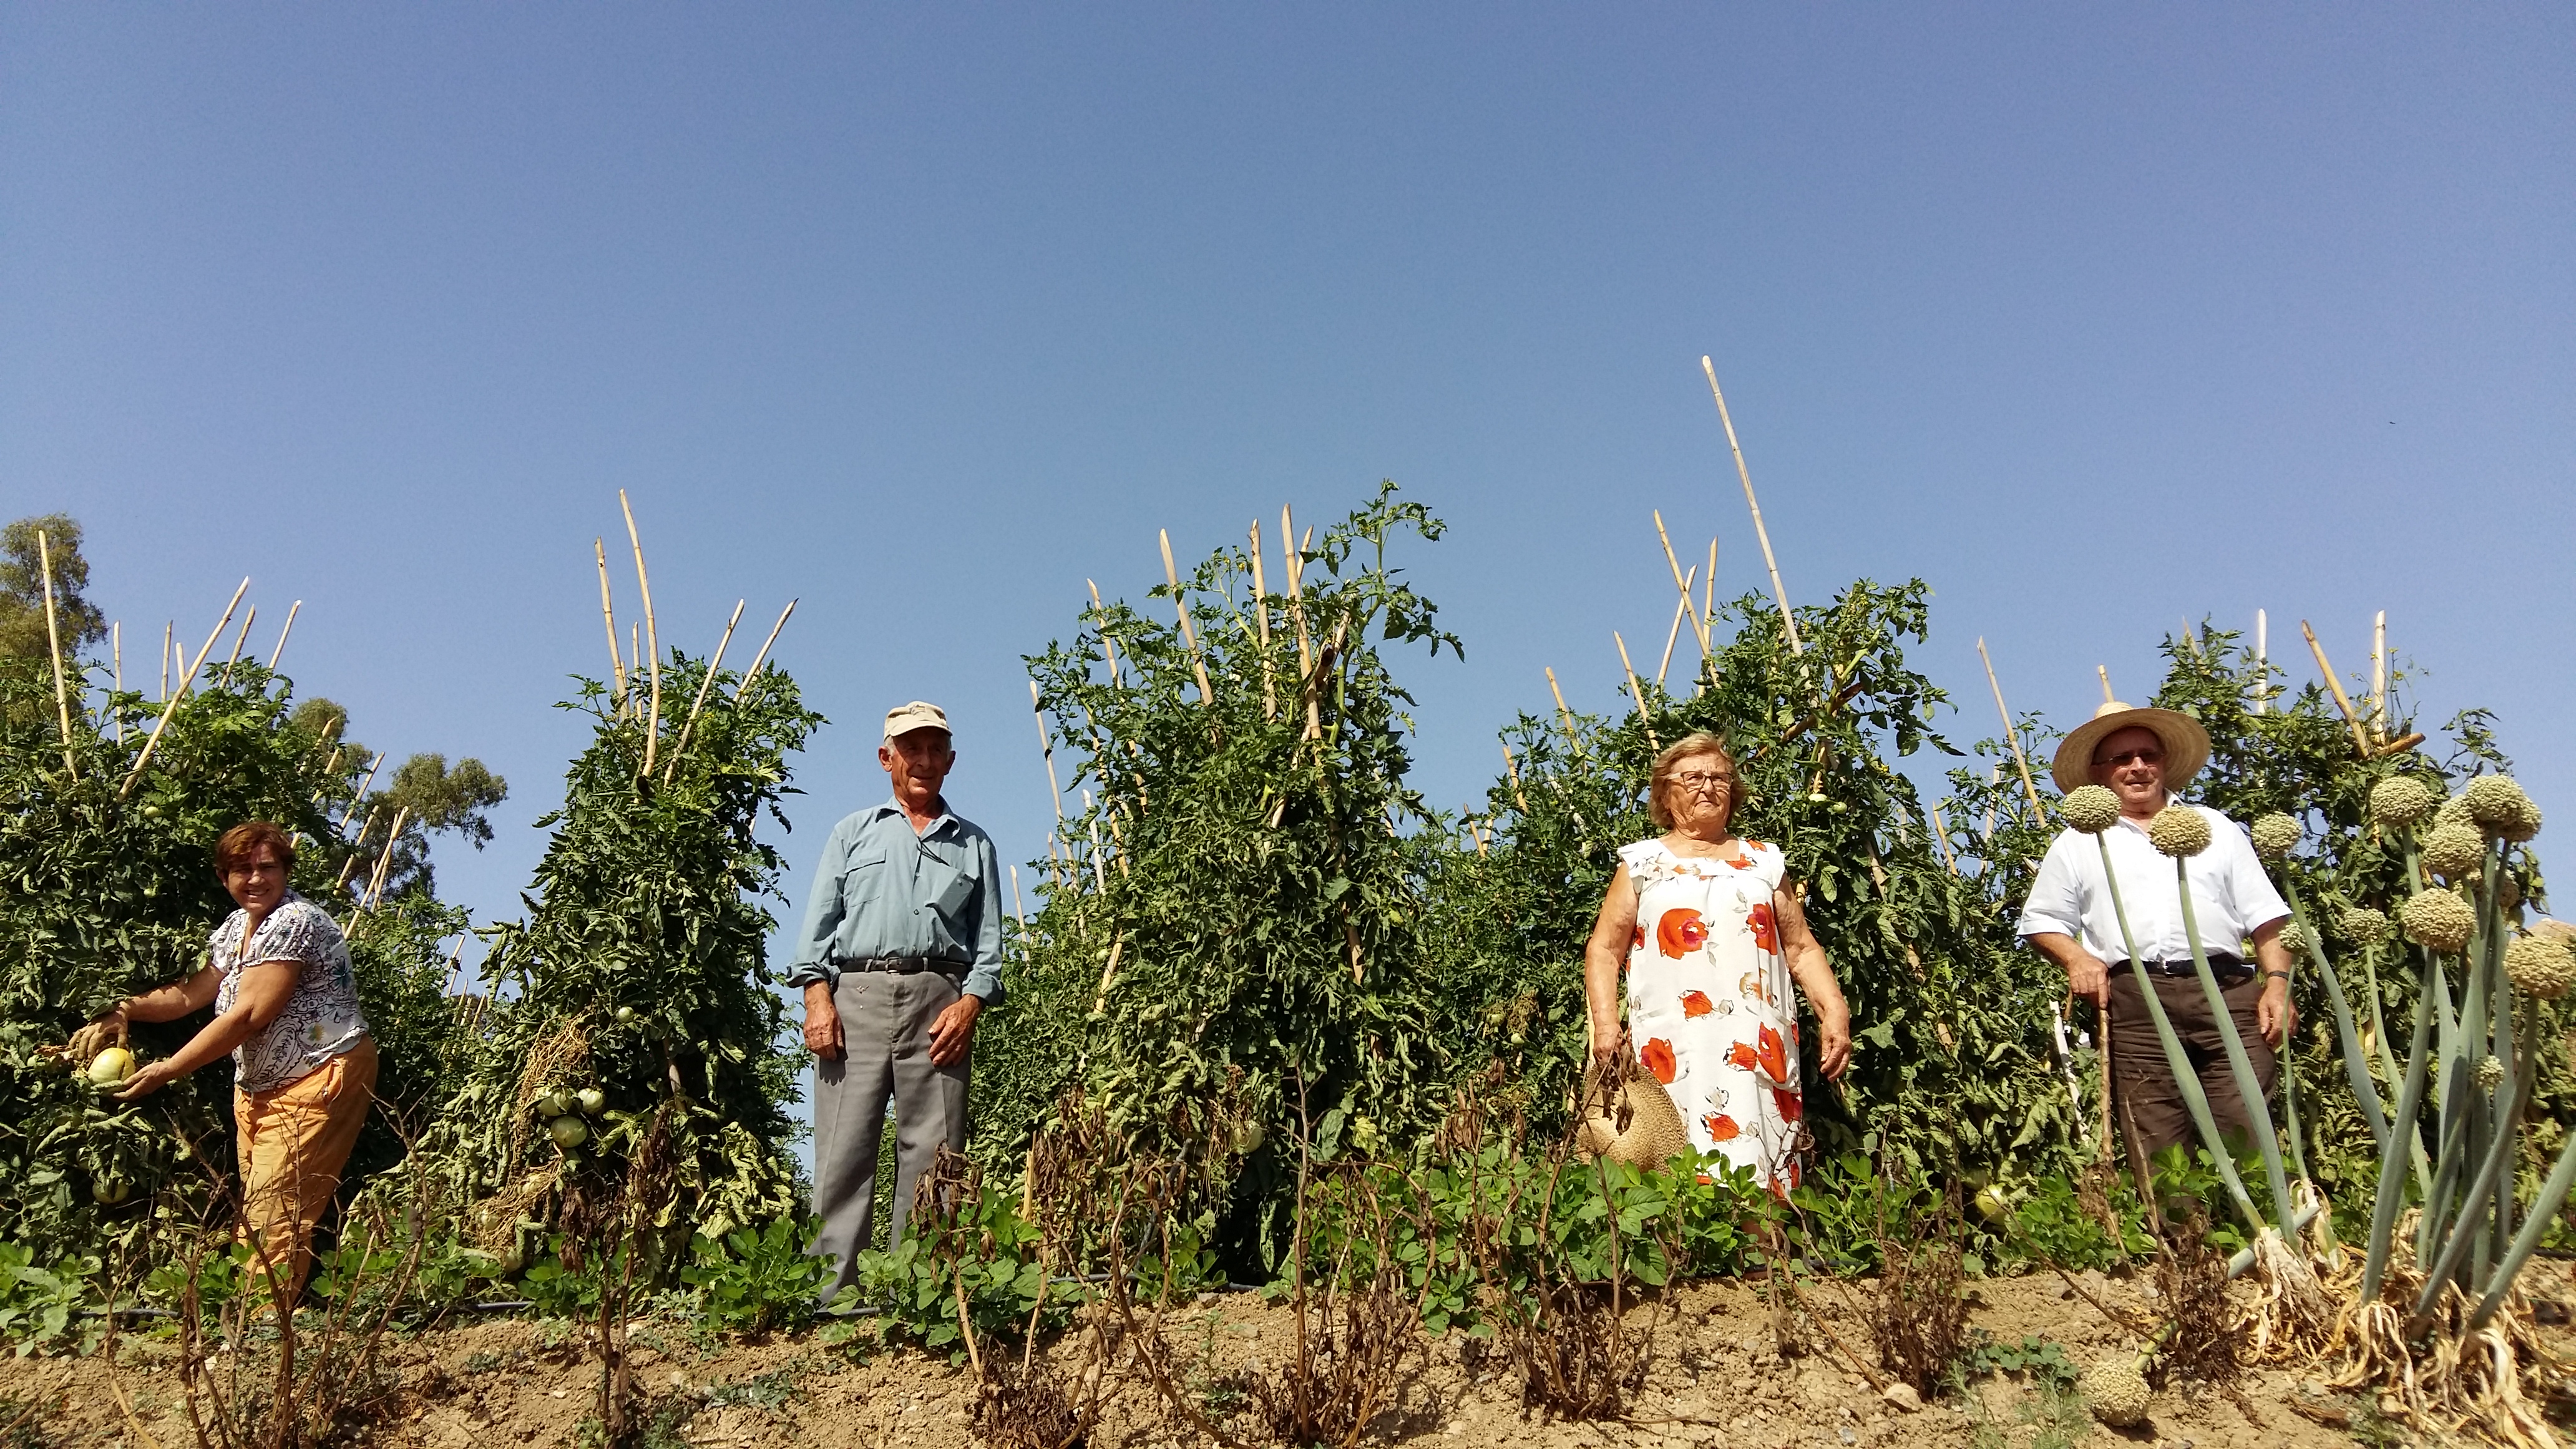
(787, 798, 1006, 1002)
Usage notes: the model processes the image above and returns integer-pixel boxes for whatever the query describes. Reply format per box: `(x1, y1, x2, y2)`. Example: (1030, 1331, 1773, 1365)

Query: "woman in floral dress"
(1584, 733, 1851, 1194)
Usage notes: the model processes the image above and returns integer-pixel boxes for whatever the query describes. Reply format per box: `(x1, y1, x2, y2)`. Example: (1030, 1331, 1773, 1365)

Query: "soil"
(7, 1265, 2570, 1448)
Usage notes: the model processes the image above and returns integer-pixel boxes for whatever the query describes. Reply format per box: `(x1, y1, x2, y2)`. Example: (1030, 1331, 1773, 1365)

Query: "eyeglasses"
(1674, 771, 1735, 793)
(2094, 748, 2166, 768)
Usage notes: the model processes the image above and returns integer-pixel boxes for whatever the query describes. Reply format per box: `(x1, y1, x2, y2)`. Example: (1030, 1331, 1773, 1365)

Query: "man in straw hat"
(2017, 701, 2296, 1163)
(788, 701, 1006, 1304)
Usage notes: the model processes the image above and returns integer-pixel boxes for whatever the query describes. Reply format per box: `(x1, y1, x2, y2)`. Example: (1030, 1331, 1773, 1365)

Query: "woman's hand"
(1814, 1009, 1853, 1083)
(1590, 1015, 1626, 1064)
(114, 1056, 186, 1101)
(67, 1007, 130, 1063)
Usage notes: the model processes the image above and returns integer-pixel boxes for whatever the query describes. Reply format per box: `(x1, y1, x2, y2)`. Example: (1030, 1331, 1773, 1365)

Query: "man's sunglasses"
(2094, 748, 2166, 768)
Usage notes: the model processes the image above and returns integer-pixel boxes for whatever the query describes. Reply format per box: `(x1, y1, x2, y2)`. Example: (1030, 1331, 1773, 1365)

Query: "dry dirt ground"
(7, 1267, 2572, 1448)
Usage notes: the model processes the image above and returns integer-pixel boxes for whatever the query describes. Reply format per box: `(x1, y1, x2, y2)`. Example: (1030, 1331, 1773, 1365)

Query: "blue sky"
(7, 4, 2570, 955)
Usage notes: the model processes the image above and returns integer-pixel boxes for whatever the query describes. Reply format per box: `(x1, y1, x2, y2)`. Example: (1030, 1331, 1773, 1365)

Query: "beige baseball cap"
(882, 700, 951, 740)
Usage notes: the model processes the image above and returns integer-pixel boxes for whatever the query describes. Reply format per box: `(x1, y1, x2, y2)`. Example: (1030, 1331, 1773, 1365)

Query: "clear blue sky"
(7, 5, 2570, 949)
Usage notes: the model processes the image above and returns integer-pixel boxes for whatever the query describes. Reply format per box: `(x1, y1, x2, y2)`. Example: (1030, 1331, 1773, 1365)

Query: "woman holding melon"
(67, 819, 374, 1295)
(1583, 733, 1850, 1195)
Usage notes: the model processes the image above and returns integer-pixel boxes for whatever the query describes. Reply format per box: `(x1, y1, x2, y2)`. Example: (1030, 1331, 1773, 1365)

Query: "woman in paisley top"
(77, 820, 374, 1293)
(1583, 733, 1851, 1195)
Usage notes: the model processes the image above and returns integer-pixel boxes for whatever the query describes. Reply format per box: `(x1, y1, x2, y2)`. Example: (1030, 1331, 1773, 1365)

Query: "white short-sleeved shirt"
(2016, 798, 2289, 964)
(210, 890, 367, 1093)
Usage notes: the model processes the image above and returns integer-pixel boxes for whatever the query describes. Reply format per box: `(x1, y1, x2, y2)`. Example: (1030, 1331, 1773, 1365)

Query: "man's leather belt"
(2114, 954, 2247, 978)
(839, 955, 967, 977)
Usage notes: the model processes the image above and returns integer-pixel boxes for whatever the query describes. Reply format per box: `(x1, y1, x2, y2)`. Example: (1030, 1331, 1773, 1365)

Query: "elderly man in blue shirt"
(789, 701, 1005, 1302)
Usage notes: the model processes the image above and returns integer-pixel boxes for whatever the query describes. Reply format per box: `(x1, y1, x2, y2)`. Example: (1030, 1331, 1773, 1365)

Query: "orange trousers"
(233, 1036, 377, 1297)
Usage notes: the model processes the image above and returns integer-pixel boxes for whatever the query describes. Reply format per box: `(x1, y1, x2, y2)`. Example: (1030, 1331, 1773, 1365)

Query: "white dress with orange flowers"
(1619, 836, 1803, 1195)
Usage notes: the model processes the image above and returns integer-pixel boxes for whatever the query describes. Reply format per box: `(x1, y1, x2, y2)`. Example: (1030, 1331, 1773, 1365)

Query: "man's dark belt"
(2113, 953, 2248, 980)
(837, 955, 968, 978)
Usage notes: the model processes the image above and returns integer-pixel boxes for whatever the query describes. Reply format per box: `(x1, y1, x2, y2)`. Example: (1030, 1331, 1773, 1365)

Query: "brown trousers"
(235, 1037, 378, 1297)
(2107, 969, 2276, 1165)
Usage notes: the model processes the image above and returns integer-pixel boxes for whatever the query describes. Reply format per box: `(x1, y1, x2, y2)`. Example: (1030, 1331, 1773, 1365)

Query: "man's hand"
(802, 982, 844, 1061)
(2064, 950, 2110, 1008)
(2258, 977, 2296, 1046)
(929, 993, 983, 1068)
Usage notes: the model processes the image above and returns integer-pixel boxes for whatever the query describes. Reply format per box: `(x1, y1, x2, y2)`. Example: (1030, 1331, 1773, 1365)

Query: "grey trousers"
(809, 970, 970, 1305)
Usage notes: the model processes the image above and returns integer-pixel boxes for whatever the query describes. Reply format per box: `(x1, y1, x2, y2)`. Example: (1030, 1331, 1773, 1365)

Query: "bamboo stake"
(36, 532, 79, 779)
(1090, 938, 1126, 1015)
(733, 600, 796, 698)
(1008, 864, 1029, 940)
(594, 539, 627, 704)
(1976, 638, 2046, 817)
(362, 806, 411, 910)
(620, 490, 662, 773)
(265, 601, 301, 673)
(110, 623, 123, 743)
(2178, 617, 2200, 660)
(1501, 744, 1532, 816)
(662, 600, 745, 784)
(1700, 357, 1802, 655)
(630, 625, 642, 717)
(1614, 632, 1658, 753)
(338, 753, 387, 829)
(1160, 529, 1216, 708)
(1544, 668, 1584, 759)
(1703, 538, 1717, 626)
(1927, 801, 1959, 876)
(1086, 580, 1122, 683)
(2300, 622, 2373, 758)
(1029, 677, 1065, 829)
(217, 606, 255, 686)
(1282, 507, 1319, 740)
(2371, 610, 2388, 743)
(1656, 565, 1696, 688)
(2254, 609, 2270, 713)
(119, 578, 247, 801)
(1249, 520, 1276, 720)
(2097, 666, 2114, 705)
(160, 622, 172, 701)
(1651, 512, 1714, 657)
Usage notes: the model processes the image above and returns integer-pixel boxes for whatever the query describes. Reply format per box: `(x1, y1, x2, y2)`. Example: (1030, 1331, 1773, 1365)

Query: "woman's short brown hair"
(1647, 733, 1749, 831)
(215, 821, 298, 877)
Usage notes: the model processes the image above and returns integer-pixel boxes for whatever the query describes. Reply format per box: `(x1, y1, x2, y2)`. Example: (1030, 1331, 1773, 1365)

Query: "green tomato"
(94, 1177, 134, 1205)
(549, 1116, 590, 1151)
(1973, 1184, 2013, 1224)
(577, 1088, 607, 1116)
(89, 1047, 135, 1086)
(535, 1090, 568, 1119)
(614, 1006, 635, 1024)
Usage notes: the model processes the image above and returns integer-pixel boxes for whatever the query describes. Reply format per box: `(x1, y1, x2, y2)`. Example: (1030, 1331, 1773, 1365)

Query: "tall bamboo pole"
(595, 539, 628, 703)
(120, 578, 248, 801)
(1160, 529, 1216, 708)
(1029, 678, 1065, 827)
(37, 532, 78, 779)
(110, 622, 123, 743)
(1614, 632, 1658, 753)
(1086, 580, 1123, 683)
(1975, 637, 2046, 817)
(1927, 801, 1959, 876)
(620, 490, 662, 773)
(1656, 565, 1695, 688)
(266, 601, 301, 672)
(2097, 666, 2114, 705)
(337, 752, 387, 830)
(362, 806, 411, 910)
(1702, 538, 1717, 627)
(1544, 668, 1583, 758)
(1700, 358, 1802, 655)
(2301, 622, 2373, 758)
(1282, 507, 1318, 741)
(160, 622, 172, 701)
(217, 606, 256, 686)
(1651, 511, 1713, 657)
(733, 600, 795, 698)
(2371, 610, 2388, 744)
(2255, 609, 2269, 713)
(1248, 520, 1276, 719)
(663, 600, 745, 784)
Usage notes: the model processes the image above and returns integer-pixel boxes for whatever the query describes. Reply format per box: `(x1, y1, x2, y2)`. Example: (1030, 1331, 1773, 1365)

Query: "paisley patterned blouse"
(209, 890, 368, 1093)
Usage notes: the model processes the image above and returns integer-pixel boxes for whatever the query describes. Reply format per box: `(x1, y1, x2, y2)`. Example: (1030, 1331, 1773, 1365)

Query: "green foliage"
(679, 1219, 831, 1335)
(1948, 1330, 2079, 1393)
(0, 515, 105, 663)
(414, 655, 821, 1271)
(851, 1181, 1060, 1362)
(0, 1242, 106, 1356)
(979, 484, 1464, 1272)
(2000, 1174, 2153, 1272)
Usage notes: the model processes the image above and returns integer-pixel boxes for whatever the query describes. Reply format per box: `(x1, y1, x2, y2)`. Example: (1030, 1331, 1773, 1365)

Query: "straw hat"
(2050, 700, 2211, 796)
(1573, 1059, 1690, 1169)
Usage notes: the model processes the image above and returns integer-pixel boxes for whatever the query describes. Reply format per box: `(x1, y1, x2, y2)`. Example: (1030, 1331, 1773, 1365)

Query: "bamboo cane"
(594, 539, 627, 703)
(1160, 529, 1216, 708)
(1656, 565, 1696, 688)
(620, 490, 661, 773)
(265, 601, 300, 673)
(733, 599, 796, 698)
(36, 532, 78, 779)
(2178, 617, 2199, 659)
(1700, 358, 1802, 655)
(2097, 666, 2113, 705)
(1248, 520, 1276, 718)
(1703, 537, 1717, 624)
(119, 578, 248, 801)
(1085, 579, 1123, 683)
(662, 600, 745, 784)
(1974, 638, 2046, 817)
(336, 753, 387, 830)
(1091, 938, 1125, 1015)
(110, 622, 123, 743)
(215, 606, 255, 688)
(1614, 632, 1657, 753)
(1282, 507, 1319, 741)
(2255, 610, 2269, 713)
(630, 626, 641, 715)
(2371, 610, 2388, 744)
(2300, 621, 2372, 757)
(1651, 512, 1713, 658)
(160, 622, 172, 701)
(1029, 677, 1065, 834)
(1008, 863, 1028, 939)
(1926, 801, 1959, 876)
(1501, 744, 1531, 816)
(362, 806, 411, 910)
(1544, 668, 1583, 759)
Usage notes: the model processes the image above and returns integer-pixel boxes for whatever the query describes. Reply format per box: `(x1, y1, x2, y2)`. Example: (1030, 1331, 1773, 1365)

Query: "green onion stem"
(2174, 856, 2295, 1227)
(2361, 939, 2438, 1304)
